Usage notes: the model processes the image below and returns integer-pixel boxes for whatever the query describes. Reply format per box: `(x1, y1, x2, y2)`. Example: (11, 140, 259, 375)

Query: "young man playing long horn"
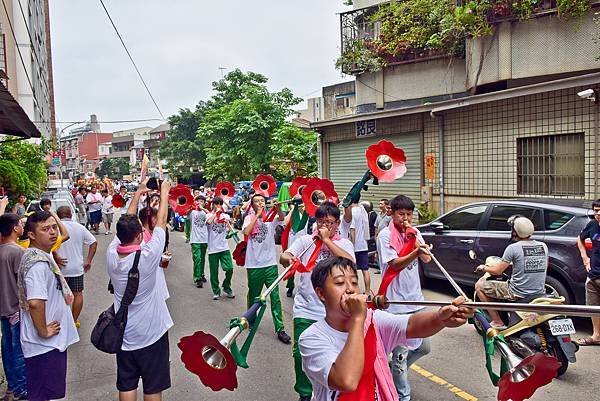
(243, 193, 290, 343)
(206, 196, 234, 300)
(188, 195, 209, 288)
(280, 201, 355, 401)
(343, 202, 372, 294)
(299, 256, 471, 401)
(376, 195, 432, 401)
(107, 179, 173, 401)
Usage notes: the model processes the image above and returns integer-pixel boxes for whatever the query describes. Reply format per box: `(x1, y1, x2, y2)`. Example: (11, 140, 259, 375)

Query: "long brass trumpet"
(369, 296, 600, 318)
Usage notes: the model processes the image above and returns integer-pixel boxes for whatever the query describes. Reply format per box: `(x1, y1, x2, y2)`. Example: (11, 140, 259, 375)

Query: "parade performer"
(188, 195, 209, 288)
(242, 193, 290, 344)
(298, 256, 471, 401)
(280, 201, 355, 401)
(206, 196, 235, 300)
(86, 186, 103, 234)
(343, 202, 372, 294)
(283, 202, 309, 298)
(376, 195, 432, 401)
(106, 179, 173, 400)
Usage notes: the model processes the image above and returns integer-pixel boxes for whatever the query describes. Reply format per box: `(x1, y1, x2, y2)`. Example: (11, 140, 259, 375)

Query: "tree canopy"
(0, 138, 50, 198)
(95, 157, 130, 179)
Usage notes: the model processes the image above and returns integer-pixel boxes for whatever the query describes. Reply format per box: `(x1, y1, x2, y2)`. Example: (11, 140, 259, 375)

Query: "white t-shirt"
(107, 227, 173, 351)
(190, 210, 209, 244)
(55, 219, 97, 277)
(288, 225, 308, 248)
(350, 205, 370, 252)
(119, 195, 131, 215)
(377, 227, 425, 314)
(207, 213, 231, 254)
(86, 192, 103, 212)
(242, 214, 281, 268)
(299, 310, 420, 401)
(288, 235, 355, 320)
(20, 258, 80, 358)
(101, 196, 114, 214)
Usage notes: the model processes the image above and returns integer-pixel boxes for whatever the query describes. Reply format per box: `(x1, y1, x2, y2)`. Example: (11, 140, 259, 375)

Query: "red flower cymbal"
(252, 174, 276, 197)
(497, 352, 561, 401)
(215, 182, 235, 198)
(111, 194, 125, 208)
(178, 331, 238, 392)
(169, 185, 194, 215)
(302, 178, 338, 217)
(289, 177, 310, 198)
(366, 140, 407, 182)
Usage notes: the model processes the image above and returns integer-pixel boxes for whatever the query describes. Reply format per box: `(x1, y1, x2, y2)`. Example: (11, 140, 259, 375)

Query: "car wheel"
(545, 276, 572, 304)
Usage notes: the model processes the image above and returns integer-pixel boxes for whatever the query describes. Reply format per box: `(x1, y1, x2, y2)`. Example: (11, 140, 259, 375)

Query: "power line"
(98, 0, 165, 120)
(35, 118, 166, 124)
(1, 0, 42, 113)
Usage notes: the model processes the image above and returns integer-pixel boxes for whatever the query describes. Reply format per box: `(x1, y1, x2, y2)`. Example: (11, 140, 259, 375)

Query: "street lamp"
(58, 121, 85, 188)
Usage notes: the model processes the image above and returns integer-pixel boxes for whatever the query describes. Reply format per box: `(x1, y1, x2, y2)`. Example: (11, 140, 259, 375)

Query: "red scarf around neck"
(377, 221, 418, 297)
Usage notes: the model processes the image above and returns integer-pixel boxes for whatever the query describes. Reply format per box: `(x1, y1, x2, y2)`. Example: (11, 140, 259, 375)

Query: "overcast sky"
(49, 1, 352, 133)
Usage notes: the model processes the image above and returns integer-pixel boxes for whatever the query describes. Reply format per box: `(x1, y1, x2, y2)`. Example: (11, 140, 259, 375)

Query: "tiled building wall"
(423, 87, 598, 211)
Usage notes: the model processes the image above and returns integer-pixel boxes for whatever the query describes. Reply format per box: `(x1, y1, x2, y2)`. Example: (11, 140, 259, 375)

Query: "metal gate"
(328, 133, 422, 204)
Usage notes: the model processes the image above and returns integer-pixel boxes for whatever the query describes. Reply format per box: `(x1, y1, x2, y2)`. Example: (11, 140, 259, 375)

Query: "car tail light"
(585, 238, 593, 251)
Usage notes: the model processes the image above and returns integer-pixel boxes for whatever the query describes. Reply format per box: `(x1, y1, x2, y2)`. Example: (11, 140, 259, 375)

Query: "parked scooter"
(471, 253, 579, 376)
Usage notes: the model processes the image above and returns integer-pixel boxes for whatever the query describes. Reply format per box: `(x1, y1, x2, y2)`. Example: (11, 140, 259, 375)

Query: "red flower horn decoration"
(301, 177, 338, 217)
(111, 194, 125, 208)
(497, 352, 561, 401)
(366, 140, 407, 183)
(252, 174, 276, 197)
(289, 176, 310, 198)
(215, 182, 235, 198)
(178, 331, 238, 392)
(169, 184, 194, 215)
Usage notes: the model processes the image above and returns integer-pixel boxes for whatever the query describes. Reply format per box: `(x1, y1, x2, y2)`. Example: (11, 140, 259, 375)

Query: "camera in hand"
(147, 177, 162, 190)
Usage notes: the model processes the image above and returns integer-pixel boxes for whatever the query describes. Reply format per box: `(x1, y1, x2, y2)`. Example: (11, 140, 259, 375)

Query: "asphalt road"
(59, 224, 599, 401)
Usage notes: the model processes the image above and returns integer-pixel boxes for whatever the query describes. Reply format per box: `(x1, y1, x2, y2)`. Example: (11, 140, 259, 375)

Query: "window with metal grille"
(516, 133, 584, 196)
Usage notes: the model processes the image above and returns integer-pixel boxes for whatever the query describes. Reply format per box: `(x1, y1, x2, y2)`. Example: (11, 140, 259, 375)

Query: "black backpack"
(91, 251, 140, 354)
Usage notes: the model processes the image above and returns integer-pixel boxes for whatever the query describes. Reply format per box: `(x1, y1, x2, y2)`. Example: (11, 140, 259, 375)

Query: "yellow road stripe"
(411, 364, 478, 401)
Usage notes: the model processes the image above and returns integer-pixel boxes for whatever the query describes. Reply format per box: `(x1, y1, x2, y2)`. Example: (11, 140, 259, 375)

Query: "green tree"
(0, 138, 50, 198)
(198, 69, 307, 181)
(95, 158, 130, 179)
(159, 103, 206, 178)
(270, 123, 318, 178)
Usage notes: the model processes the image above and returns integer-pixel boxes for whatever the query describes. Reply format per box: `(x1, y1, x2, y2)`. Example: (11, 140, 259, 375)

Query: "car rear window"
(544, 210, 573, 230)
(484, 205, 543, 231)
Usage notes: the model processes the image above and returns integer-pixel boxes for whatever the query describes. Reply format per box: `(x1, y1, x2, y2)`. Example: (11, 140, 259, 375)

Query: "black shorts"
(25, 349, 67, 401)
(89, 210, 102, 224)
(116, 332, 171, 394)
(355, 250, 369, 270)
(65, 275, 84, 292)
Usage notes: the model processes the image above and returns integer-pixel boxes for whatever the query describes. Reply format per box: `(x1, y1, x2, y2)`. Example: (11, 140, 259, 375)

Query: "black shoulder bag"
(91, 250, 141, 354)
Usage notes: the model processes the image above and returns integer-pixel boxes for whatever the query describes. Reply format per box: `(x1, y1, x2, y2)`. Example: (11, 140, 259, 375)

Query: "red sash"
(282, 239, 323, 281)
(376, 224, 418, 297)
(338, 321, 377, 401)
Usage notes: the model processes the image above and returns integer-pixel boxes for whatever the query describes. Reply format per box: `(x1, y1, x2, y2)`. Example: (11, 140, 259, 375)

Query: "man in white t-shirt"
(75, 187, 87, 225)
(376, 195, 432, 401)
(299, 257, 471, 401)
(283, 202, 309, 298)
(118, 185, 131, 215)
(206, 196, 235, 300)
(280, 201, 355, 401)
(101, 189, 114, 235)
(242, 193, 290, 344)
(106, 179, 173, 399)
(188, 195, 209, 288)
(55, 206, 97, 329)
(343, 203, 372, 294)
(86, 187, 103, 234)
(18, 211, 80, 401)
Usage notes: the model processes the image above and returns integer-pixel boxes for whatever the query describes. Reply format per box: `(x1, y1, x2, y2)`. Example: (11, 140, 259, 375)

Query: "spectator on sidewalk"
(75, 187, 88, 225)
(0, 213, 28, 400)
(54, 206, 97, 329)
(11, 194, 27, 218)
(18, 211, 80, 401)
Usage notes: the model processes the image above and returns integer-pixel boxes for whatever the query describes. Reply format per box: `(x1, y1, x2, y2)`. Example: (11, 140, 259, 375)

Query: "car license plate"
(549, 318, 576, 336)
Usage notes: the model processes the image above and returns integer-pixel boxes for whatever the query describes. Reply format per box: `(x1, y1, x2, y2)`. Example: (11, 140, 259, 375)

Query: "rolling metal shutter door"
(328, 133, 422, 204)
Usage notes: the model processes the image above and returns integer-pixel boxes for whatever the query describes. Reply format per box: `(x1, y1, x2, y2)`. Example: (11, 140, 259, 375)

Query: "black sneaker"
(195, 280, 203, 288)
(299, 396, 311, 401)
(201, 275, 207, 283)
(286, 288, 293, 298)
(277, 330, 291, 344)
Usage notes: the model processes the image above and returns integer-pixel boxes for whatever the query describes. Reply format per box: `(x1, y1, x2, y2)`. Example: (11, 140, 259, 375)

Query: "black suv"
(418, 199, 594, 305)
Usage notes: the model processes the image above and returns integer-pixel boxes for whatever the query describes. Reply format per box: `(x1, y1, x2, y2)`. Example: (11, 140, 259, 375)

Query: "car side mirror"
(430, 221, 444, 234)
